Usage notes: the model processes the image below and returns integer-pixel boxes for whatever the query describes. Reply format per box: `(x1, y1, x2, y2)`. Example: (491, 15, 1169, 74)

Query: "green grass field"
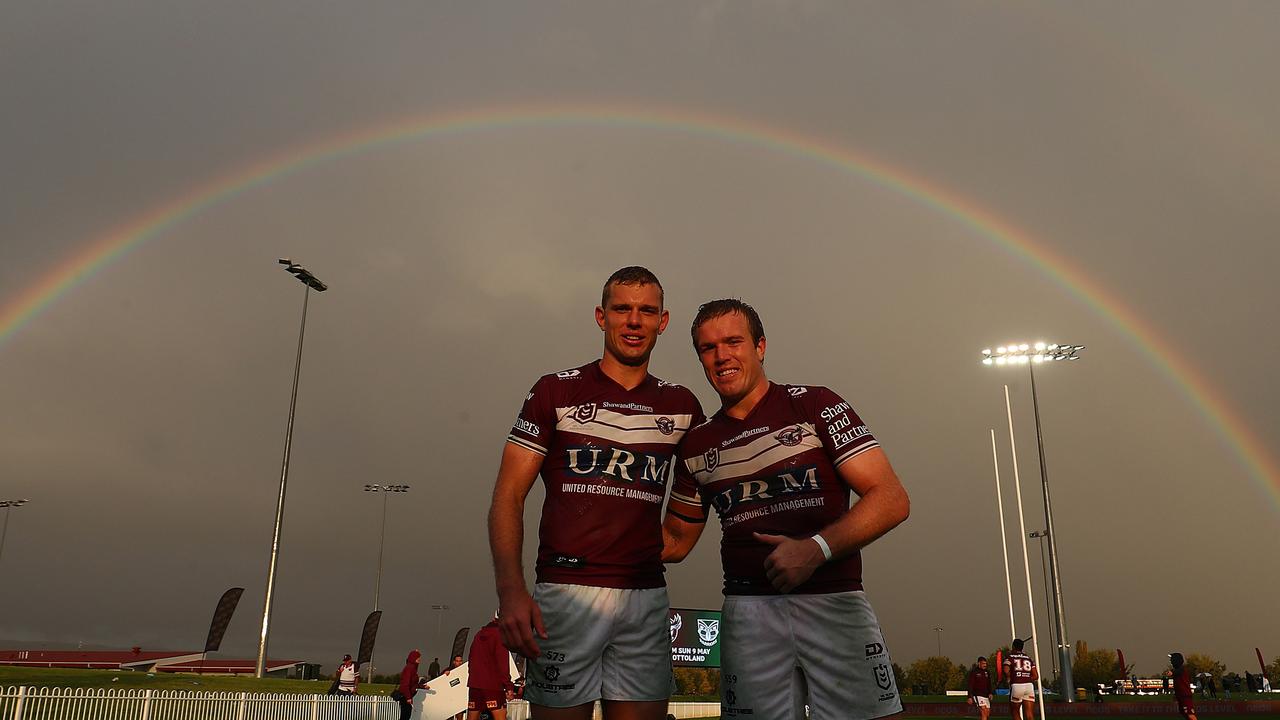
(4, 667, 1278, 719)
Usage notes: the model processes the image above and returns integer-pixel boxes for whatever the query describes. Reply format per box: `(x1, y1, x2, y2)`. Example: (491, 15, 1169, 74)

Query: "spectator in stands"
(429, 657, 442, 679)
(1163, 671, 1171, 694)
(395, 650, 423, 720)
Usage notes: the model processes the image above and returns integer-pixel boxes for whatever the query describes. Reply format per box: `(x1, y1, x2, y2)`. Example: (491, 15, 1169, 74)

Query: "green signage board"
(669, 607, 722, 668)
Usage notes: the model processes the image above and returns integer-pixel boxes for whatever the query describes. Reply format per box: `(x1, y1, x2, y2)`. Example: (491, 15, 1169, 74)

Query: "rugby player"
(1002, 639, 1038, 720)
(968, 657, 993, 720)
(488, 266, 704, 720)
(1169, 653, 1197, 720)
(662, 299, 909, 720)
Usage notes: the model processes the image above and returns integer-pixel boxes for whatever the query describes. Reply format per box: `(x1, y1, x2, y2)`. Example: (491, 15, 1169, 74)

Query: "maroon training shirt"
(968, 668, 992, 698)
(668, 382, 880, 595)
(507, 361, 704, 589)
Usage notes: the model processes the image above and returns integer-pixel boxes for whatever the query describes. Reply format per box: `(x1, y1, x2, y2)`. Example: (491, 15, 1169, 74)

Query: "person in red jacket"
(396, 650, 423, 720)
(1170, 653, 1197, 720)
(468, 617, 516, 720)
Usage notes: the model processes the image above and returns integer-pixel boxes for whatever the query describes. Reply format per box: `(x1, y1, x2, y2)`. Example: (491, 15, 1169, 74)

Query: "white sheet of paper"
(412, 655, 521, 720)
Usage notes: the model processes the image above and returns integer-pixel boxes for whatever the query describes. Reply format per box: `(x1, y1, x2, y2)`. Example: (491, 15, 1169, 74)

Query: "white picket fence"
(0, 687, 722, 720)
(0, 686, 399, 720)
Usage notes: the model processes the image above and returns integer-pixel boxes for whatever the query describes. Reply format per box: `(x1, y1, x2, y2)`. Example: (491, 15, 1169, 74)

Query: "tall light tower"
(0, 499, 31, 566)
(363, 483, 410, 681)
(1028, 530, 1058, 677)
(431, 604, 451, 660)
(982, 341, 1083, 699)
(256, 259, 328, 678)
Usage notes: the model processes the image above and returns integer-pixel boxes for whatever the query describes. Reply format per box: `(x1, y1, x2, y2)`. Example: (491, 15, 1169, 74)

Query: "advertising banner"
(669, 607, 721, 668)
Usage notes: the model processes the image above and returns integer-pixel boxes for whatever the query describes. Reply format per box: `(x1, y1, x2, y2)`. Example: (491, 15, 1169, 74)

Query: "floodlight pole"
(364, 483, 410, 682)
(432, 604, 450, 658)
(0, 499, 30, 566)
(981, 342, 1081, 700)
(1029, 530, 1058, 677)
(1029, 361, 1074, 698)
(256, 261, 327, 678)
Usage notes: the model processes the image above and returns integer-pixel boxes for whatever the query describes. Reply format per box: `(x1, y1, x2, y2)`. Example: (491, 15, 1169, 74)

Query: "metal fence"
(1, 687, 723, 720)
(0, 686, 398, 720)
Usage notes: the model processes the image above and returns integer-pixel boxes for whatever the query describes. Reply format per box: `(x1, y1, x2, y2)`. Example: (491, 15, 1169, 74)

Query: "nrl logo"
(655, 417, 675, 435)
(572, 403, 597, 423)
(669, 613, 682, 643)
(874, 663, 892, 690)
(775, 426, 804, 447)
(697, 618, 720, 646)
(703, 448, 719, 473)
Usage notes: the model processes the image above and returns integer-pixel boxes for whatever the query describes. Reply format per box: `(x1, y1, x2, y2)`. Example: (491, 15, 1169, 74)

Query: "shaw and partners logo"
(565, 446, 673, 485)
(514, 418, 540, 436)
(708, 465, 820, 514)
(697, 618, 720, 646)
(669, 613, 682, 643)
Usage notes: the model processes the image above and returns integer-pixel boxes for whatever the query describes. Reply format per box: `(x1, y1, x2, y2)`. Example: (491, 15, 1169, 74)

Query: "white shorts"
(1010, 683, 1036, 703)
(524, 583, 672, 708)
(720, 590, 902, 720)
(975, 696, 991, 709)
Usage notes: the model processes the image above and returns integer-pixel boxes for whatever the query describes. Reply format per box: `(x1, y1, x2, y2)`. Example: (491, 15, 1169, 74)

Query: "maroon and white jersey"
(507, 361, 704, 589)
(1003, 652, 1035, 684)
(668, 382, 880, 595)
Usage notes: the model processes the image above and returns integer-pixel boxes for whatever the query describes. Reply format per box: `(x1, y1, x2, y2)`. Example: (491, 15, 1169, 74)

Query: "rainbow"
(1, 102, 1275, 501)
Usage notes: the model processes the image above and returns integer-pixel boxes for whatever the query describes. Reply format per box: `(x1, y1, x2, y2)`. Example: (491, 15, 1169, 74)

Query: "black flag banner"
(450, 627, 471, 662)
(357, 611, 382, 666)
(204, 587, 244, 653)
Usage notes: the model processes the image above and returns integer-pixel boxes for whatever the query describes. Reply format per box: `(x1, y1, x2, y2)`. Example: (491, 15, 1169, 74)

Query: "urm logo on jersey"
(708, 465, 820, 514)
(565, 446, 673, 486)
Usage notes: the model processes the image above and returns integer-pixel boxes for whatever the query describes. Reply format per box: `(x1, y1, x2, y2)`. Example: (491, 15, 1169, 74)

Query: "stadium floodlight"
(257, 260, 329, 679)
(362, 483, 412, 681)
(980, 340, 1084, 700)
(0, 499, 31, 567)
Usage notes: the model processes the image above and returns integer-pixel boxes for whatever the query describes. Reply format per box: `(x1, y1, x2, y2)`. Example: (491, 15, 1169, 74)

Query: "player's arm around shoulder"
(488, 440, 547, 658)
(662, 509, 706, 563)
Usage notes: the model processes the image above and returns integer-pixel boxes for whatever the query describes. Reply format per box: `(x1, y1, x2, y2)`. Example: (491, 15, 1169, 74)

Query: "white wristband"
(811, 533, 833, 561)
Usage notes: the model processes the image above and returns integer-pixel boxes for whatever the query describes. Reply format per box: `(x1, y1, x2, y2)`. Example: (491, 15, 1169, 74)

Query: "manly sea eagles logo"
(775, 425, 804, 447)
(874, 663, 892, 690)
(669, 613, 682, 643)
(697, 618, 720, 646)
(572, 402, 597, 423)
(655, 416, 675, 435)
(703, 448, 719, 473)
